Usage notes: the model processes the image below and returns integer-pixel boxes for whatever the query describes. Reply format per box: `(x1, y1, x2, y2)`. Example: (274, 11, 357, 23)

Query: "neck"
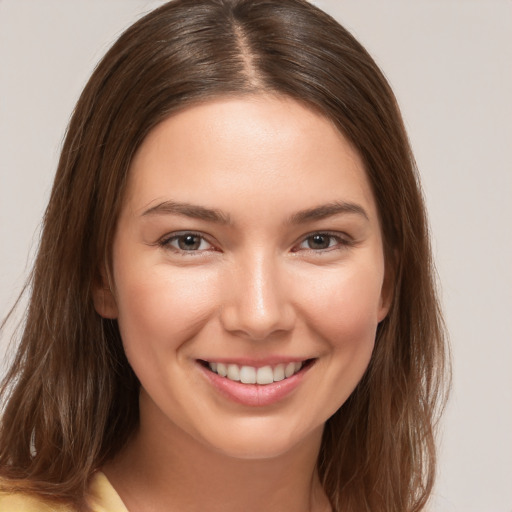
(103, 396, 330, 512)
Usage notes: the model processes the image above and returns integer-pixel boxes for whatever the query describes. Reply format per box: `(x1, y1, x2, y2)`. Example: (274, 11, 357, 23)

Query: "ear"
(377, 250, 397, 322)
(92, 267, 118, 319)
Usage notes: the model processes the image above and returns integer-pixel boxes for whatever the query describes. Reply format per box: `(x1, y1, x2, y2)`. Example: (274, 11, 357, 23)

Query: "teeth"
(227, 364, 240, 381)
(256, 366, 274, 385)
(216, 363, 227, 377)
(240, 366, 256, 384)
(273, 364, 285, 382)
(207, 361, 305, 385)
(284, 362, 296, 378)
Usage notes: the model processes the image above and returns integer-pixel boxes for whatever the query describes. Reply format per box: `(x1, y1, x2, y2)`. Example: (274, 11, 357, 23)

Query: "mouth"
(199, 359, 315, 385)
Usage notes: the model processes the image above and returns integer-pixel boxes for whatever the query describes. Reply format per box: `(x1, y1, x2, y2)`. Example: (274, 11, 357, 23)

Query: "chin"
(194, 417, 325, 461)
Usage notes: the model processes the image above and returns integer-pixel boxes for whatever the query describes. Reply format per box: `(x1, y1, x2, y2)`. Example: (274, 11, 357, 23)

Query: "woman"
(0, 0, 448, 511)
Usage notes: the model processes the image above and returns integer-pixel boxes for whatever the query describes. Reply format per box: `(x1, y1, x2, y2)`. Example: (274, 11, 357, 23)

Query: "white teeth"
(273, 364, 285, 382)
(227, 364, 240, 381)
(217, 363, 227, 377)
(256, 366, 274, 385)
(284, 362, 296, 378)
(207, 360, 306, 385)
(240, 366, 256, 384)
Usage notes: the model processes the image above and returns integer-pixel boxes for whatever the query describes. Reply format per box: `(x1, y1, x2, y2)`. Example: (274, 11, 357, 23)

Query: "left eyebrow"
(141, 200, 232, 225)
(287, 201, 369, 224)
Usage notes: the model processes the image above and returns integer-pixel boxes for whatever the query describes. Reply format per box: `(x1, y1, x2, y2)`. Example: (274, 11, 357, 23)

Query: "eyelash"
(158, 231, 216, 254)
(158, 231, 353, 255)
(292, 232, 354, 253)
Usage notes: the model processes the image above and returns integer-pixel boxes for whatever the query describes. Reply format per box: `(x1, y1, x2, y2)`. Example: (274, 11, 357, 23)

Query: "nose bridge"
(220, 248, 294, 340)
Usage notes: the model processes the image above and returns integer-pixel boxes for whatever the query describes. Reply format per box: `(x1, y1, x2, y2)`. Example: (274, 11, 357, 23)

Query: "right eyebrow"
(287, 200, 369, 224)
(141, 200, 232, 225)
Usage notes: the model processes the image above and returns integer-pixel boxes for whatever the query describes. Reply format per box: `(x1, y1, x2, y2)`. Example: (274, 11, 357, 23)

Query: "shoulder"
(0, 472, 127, 512)
(87, 471, 129, 512)
(0, 491, 69, 511)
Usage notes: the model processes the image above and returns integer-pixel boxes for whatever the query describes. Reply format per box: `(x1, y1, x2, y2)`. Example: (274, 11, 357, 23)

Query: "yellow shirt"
(0, 472, 128, 512)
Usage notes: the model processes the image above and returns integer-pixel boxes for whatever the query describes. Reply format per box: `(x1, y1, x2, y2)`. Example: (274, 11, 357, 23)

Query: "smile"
(199, 359, 315, 406)
(204, 360, 309, 385)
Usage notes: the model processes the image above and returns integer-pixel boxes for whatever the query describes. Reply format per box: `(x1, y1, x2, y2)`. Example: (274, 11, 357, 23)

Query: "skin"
(95, 95, 392, 512)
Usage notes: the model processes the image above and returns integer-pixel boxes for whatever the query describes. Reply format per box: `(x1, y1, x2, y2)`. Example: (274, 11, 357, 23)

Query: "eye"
(303, 234, 336, 250)
(293, 232, 352, 252)
(160, 232, 214, 253)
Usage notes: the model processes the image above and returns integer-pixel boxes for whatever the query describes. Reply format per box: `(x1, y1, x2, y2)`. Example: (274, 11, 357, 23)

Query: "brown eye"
(293, 232, 352, 253)
(306, 234, 331, 250)
(177, 234, 202, 251)
(162, 232, 213, 252)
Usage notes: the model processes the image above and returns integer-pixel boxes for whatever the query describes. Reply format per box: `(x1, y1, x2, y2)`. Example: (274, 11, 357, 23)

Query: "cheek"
(302, 264, 384, 345)
(287, 264, 384, 423)
(113, 265, 219, 361)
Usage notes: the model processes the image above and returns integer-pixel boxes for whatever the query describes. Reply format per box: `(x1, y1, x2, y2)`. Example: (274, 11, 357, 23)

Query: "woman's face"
(95, 95, 391, 459)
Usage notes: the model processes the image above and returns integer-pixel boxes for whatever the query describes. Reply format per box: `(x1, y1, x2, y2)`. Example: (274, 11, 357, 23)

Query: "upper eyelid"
(159, 231, 215, 249)
(292, 231, 354, 252)
(296, 230, 352, 244)
(157, 230, 352, 251)
(161, 230, 210, 241)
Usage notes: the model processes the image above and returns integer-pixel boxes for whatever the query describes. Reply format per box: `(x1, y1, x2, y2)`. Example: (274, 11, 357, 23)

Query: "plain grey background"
(1, 1, 511, 511)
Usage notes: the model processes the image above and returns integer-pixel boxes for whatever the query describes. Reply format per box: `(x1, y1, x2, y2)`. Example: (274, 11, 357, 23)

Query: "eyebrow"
(288, 201, 369, 224)
(141, 200, 232, 224)
(141, 199, 368, 225)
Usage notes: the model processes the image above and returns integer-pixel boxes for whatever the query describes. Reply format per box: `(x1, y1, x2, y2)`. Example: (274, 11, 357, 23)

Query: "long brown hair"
(0, 1, 449, 510)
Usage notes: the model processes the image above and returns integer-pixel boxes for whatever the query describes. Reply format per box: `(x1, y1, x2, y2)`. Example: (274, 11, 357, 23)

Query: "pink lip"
(198, 360, 313, 407)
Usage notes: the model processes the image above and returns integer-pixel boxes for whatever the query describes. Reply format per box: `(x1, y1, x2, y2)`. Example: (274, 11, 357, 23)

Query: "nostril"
(218, 302, 296, 341)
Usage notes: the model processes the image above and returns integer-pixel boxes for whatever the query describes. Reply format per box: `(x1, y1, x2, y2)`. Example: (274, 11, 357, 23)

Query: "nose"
(219, 254, 296, 341)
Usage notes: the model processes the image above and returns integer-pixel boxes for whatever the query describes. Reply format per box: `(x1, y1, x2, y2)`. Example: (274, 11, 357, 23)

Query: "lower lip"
(199, 362, 312, 407)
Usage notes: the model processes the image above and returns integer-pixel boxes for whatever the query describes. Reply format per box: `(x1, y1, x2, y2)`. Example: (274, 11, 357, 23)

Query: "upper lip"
(197, 357, 313, 368)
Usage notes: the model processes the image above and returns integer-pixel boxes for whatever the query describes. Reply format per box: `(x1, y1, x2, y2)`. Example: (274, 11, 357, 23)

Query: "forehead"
(124, 95, 378, 222)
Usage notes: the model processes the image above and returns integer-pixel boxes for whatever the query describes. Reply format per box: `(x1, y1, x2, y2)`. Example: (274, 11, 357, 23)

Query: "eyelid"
(158, 231, 217, 253)
(155, 230, 354, 255)
(291, 231, 354, 252)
